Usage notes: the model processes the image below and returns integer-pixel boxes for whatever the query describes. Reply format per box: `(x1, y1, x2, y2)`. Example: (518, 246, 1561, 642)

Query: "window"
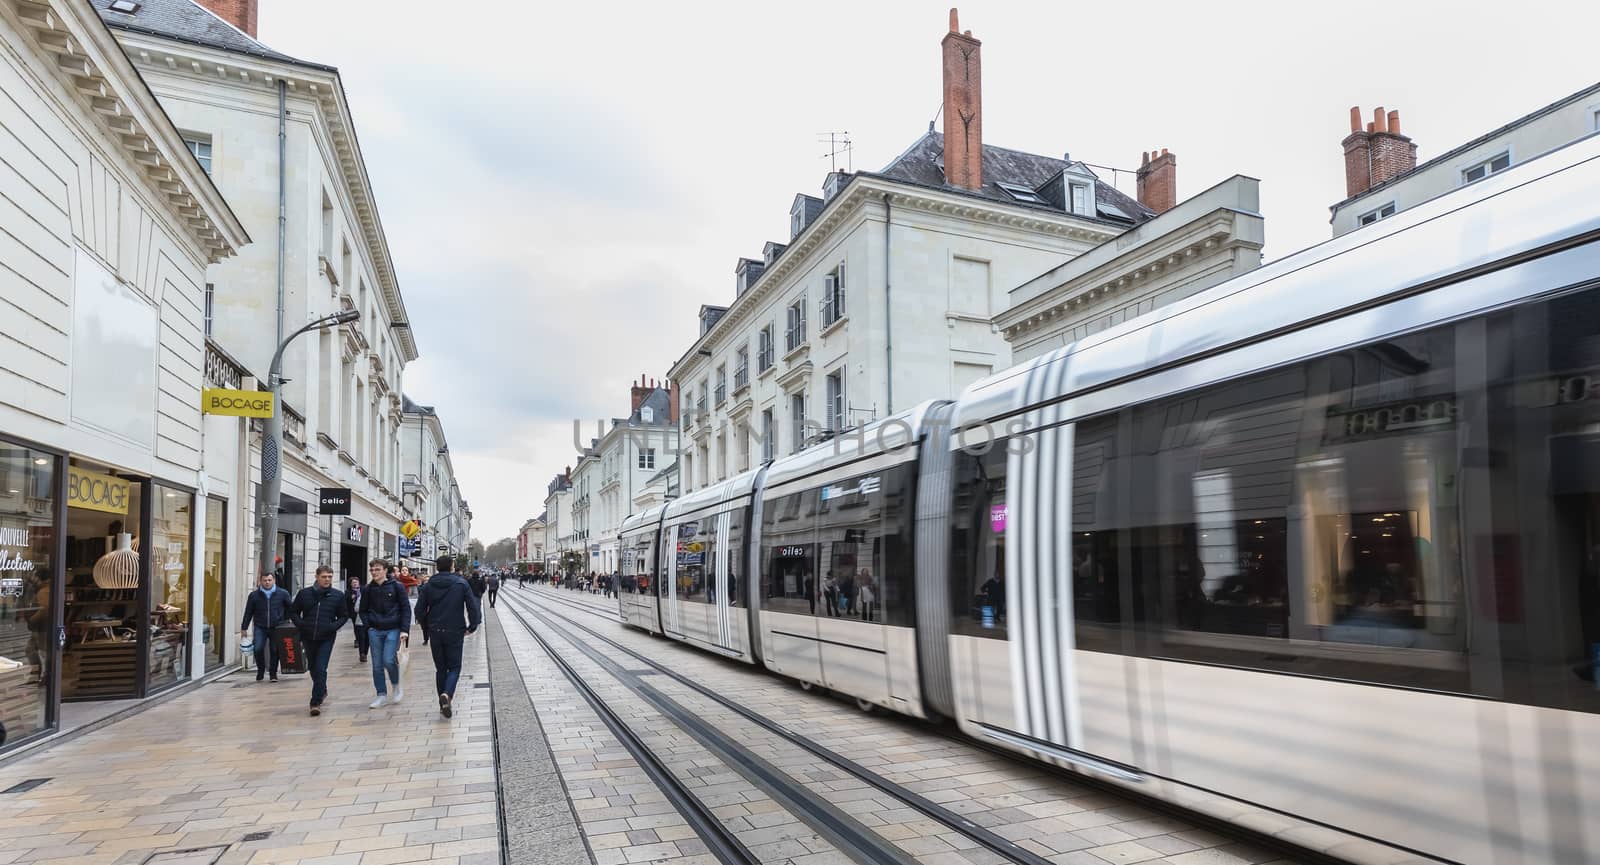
(638, 448, 655, 470)
(1462, 151, 1511, 184)
(1594, 107, 1600, 131)
(761, 490, 818, 616)
(203, 283, 215, 338)
(826, 370, 845, 431)
(697, 378, 709, 418)
(1069, 182, 1089, 215)
(320, 190, 334, 259)
(966, 282, 1600, 715)
(726, 508, 746, 608)
(734, 347, 749, 389)
(997, 181, 1047, 205)
(675, 521, 710, 603)
(821, 263, 846, 328)
(815, 465, 915, 625)
(786, 297, 807, 351)
(1358, 202, 1397, 226)
(109, 0, 141, 12)
(790, 392, 806, 453)
(761, 408, 776, 462)
(715, 365, 727, 405)
(758, 326, 775, 371)
(184, 135, 211, 175)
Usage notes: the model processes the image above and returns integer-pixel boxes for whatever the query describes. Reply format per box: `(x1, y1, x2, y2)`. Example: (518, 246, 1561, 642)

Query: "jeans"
(352, 623, 370, 657)
(368, 628, 401, 694)
(304, 637, 336, 706)
(429, 630, 465, 698)
(487, 587, 498, 608)
(252, 625, 279, 676)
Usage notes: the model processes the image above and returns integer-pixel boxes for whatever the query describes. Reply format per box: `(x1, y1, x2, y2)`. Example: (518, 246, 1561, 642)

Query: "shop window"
(0, 445, 56, 747)
(63, 461, 145, 700)
(203, 497, 226, 666)
(148, 484, 192, 691)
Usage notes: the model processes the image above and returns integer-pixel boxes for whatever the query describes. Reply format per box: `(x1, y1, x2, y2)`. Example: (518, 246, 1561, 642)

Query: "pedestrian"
(415, 554, 481, 718)
(360, 558, 411, 708)
(469, 570, 487, 600)
(346, 572, 370, 663)
(291, 565, 348, 716)
(486, 571, 500, 608)
(397, 564, 419, 598)
(239, 572, 292, 682)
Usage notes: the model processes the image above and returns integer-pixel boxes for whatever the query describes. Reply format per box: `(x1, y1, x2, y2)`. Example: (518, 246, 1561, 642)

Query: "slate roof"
(873, 131, 1155, 226)
(91, 0, 327, 69)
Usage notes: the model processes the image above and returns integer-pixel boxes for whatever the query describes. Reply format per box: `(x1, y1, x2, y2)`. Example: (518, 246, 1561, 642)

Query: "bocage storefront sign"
(67, 466, 131, 515)
(319, 487, 352, 515)
(201, 388, 275, 418)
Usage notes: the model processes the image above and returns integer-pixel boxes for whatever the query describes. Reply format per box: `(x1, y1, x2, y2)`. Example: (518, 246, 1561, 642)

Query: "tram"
(614, 132, 1600, 864)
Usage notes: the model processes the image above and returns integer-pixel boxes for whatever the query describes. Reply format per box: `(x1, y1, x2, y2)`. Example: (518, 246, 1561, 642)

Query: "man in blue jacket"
(415, 554, 481, 718)
(239, 573, 292, 682)
(359, 559, 411, 709)
(291, 565, 348, 716)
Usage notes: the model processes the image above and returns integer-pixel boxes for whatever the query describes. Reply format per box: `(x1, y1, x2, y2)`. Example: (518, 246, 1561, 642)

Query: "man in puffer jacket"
(415, 555, 481, 719)
(359, 560, 412, 709)
(291, 565, 348, 716)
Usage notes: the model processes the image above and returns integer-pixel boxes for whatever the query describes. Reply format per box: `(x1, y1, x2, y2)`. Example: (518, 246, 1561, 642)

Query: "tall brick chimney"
(1343, 105, 1417, 198)
(1136, 149, 1177, 214)
(195, 0, 259, 37)
(667, 380, 680, 424)
(630, 374, 651, 415)
(940, 8, 982, 191)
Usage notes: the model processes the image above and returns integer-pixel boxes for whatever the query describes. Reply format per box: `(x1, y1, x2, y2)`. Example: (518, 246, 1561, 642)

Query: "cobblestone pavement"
(494, 585, 1306, 865)
(0, 621, 499, 865)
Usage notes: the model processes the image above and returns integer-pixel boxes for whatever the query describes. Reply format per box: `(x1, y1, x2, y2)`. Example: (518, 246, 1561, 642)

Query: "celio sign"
(201, 388, 275, 418)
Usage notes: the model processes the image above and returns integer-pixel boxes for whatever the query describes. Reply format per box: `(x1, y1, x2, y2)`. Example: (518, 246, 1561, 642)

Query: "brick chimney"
(1136, 149, 1177, 214)
(667, 380, 680, 424)
(1343, 105, 1417, 197)
(940, 8, 983, 191)
(630, 374, 652, 414)
(195, 0, 259, 38)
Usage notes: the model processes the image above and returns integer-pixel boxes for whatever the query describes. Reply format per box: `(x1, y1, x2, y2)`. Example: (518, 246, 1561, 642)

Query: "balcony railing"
(714, 383, 727, 405)
(734, 365, 748, 389)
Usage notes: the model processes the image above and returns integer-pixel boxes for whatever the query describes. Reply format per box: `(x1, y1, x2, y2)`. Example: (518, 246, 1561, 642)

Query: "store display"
(92, 533, 138, 589)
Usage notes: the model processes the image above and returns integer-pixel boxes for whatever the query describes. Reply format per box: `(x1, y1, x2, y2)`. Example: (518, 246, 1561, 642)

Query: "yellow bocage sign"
(202, 388, 275, 418)
(400, 520, 421, 539)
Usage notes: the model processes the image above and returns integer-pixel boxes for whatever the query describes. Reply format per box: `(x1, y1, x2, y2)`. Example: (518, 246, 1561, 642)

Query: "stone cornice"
(3, 0, 247, 263)
(668, 175, 1122, 383)
(109, 29, 418, 361)
(997, 209, 1262, 341)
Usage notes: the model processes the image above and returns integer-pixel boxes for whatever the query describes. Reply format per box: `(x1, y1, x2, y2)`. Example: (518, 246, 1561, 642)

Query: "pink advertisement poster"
(989, 504, 1007, 533)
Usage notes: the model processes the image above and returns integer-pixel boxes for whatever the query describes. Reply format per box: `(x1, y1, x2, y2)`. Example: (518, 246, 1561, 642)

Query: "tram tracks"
(500, 589, 1060, 865)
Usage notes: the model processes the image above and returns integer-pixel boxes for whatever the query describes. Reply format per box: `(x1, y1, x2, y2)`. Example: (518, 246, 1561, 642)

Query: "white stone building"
(1331, 83, 1600, 236)
(92, 0, 419, 590)
(669, 11, 1164, 492)
(517, 515, 544, 570)
(0, 0, 247, 742)
(399, 396, 469, 573)
(574, 379, 678, 573)
(543, 471, 572, 573)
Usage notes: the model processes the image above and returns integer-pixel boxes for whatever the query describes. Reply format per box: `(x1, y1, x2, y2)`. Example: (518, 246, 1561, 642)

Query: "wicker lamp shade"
(93, 533, 139, 589)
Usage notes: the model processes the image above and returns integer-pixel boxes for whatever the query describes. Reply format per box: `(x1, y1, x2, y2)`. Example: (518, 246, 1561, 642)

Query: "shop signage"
(67, 466, 130, 515)
(1325, 397, 1457, 443)
(0, 527, 35, 574)
(399, 537, 419, 557)
(777, 545, 808, 558)
(990, 504, 1007, 533)
(820, 476, 881, 502)
(400, 519, 421, 539)
(319, 487, 353, 515)
(201, 388, 275, 418)
(346, 523, 367, 543)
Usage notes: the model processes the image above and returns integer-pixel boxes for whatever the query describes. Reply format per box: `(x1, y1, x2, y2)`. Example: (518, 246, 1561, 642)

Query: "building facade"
(543, 471, 572, 574)
(516, 515, 545, 570)
(0, 0, 248, 748)
(1331, 83, 1600, 235)
(579, 379, 678, 573)
(669, 11, 1160, 493)
(400, 396, 469, 573)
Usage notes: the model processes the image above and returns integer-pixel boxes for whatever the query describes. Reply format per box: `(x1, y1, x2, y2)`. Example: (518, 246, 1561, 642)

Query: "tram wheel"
(855, 697, 877, 715)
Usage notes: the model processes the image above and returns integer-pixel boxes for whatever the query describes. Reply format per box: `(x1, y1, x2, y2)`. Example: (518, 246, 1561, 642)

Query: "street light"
(257, 308, 360, 580)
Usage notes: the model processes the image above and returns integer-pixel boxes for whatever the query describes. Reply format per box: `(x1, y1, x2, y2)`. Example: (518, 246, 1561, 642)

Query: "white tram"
(614, 132, 1600, 864)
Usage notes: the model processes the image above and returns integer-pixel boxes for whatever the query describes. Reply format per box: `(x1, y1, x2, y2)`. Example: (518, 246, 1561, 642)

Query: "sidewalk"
(0, 624, 501, 865)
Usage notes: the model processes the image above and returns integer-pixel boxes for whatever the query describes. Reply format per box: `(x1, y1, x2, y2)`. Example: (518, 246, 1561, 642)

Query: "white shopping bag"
(396, 640, 411, 686)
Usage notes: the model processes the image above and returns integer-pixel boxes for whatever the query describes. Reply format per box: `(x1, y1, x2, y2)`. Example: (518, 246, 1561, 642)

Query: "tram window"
(676, 521, 710, 604)
(950, 444, 1008, 639)
(726, 508, 745, 608)
(761, 490, 818, 615)
(814, 464, 915, 626)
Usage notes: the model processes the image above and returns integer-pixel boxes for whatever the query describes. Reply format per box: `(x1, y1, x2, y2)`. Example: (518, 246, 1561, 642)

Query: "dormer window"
(1069, 182, 1089, 215)
(997, 182, 1048, 205)
(790, 208, 804, 238)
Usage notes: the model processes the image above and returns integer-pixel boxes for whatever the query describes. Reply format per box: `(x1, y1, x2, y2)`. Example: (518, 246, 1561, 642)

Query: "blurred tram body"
(614, 135, 1600, 864)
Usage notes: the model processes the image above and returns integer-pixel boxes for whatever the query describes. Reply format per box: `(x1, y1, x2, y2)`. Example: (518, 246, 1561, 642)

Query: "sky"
(260, 0, 1600, 543)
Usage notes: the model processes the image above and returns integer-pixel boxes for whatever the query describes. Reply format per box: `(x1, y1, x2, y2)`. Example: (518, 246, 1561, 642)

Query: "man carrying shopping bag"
(359, 558, 410, 708)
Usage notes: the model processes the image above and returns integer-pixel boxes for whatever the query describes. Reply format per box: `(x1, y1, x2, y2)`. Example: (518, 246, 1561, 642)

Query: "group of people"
(239, 554, 483, 718)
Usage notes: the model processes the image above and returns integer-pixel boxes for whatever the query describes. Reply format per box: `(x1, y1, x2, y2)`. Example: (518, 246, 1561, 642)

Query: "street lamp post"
(257, 309, 360, 580)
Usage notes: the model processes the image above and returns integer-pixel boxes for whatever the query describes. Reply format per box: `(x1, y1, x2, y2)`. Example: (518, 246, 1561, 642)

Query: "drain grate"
(473, 682, 491, 689)
(142, 846, 228, 865)
(2, 778, 49, 794)
(240, 831, 272, 842)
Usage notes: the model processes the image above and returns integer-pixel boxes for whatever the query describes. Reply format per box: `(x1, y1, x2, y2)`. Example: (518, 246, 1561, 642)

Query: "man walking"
(485, 571, 500, 608)
(415, 555, 481, 718)
(239, 573, 292, 682)
(360, 558, 411, 708)
(291, 565, 348, 716)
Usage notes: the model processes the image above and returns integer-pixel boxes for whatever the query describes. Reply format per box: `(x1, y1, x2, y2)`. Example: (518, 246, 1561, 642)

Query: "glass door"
(147, 485, 193, 691)
(203, 497, 226, 666)
(0, 444, 57, 749)
(62, 461, 143, 701)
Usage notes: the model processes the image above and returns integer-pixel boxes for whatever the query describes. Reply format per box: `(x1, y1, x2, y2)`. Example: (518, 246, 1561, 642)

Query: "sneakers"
(270, 674, 279, 682)
(439, 693, 452, 718)
(369, 695, 388, 709)
(256, 671, 264, 682)
(309, 704, 321, 717)
(392, 684, 404, 704)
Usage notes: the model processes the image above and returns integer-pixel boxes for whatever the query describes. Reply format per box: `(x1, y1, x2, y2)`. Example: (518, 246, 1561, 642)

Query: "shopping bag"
(272, 622, 307, 674)
(396, 640, 410, 687)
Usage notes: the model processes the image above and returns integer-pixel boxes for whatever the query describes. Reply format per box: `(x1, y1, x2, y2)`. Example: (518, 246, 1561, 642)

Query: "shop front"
(340, 521, 369, 588)
(0, 441, 58, 750)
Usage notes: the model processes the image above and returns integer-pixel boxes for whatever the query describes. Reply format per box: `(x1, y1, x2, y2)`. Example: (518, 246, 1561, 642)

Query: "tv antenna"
(818, 131, 852, 173)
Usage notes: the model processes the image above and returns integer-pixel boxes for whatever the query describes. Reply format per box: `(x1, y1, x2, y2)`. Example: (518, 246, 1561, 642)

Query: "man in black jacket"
(359, 559, 411, 708)
(291, 565, 348, 716)
(239, 573, 292, 682)
(415, 555, 481, 718)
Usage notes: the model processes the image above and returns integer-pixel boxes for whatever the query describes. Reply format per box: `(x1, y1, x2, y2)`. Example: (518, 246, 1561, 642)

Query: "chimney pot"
(1387, 110, 1401, 135)
(1349, 106, 1363, 133)
(1367, 122, 1375, 133)
(949, 7, 959, 32)
(1373, 107, 1387, 133)
(1142, 151, 1150, 165)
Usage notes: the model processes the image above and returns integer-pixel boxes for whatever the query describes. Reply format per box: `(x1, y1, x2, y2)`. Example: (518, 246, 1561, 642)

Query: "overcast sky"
(261, 0, 1598, 543)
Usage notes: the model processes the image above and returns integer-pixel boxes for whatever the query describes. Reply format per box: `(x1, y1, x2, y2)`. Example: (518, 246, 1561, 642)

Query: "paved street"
(0, 624, 497, 865)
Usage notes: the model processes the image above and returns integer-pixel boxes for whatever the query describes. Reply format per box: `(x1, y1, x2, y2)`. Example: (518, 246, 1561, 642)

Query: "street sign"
(399, 537, 418, 556)
(319, 488, 352, 515)
(400, 519, 420, 539)
(202, 388, 274, 418)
